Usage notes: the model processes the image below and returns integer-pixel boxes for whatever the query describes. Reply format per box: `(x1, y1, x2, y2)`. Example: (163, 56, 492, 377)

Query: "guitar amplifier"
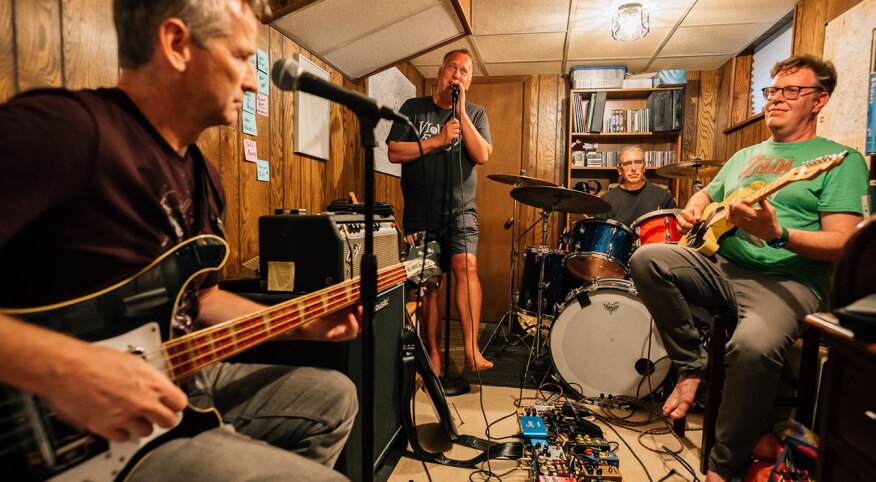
(259, 212, 401, 292)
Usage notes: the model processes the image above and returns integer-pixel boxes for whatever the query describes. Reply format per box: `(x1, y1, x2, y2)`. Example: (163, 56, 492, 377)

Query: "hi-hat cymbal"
(510, 185, 610, 214)
(487, 173, 557, 187)
(656, 158, 725, 179)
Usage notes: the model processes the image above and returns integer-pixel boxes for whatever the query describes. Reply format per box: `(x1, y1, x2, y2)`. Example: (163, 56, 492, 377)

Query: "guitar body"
(677, 152, 848, 255)
(679, 186, 760, 256)
(0, 236, 228, 482)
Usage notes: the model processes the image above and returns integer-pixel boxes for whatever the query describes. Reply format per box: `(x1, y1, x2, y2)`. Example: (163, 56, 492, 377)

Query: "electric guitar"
(0, 235, 440, 482)
(678, 151, 848, 255)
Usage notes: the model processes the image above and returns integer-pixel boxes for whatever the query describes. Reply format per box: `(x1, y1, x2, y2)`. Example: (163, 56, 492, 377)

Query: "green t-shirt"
(706, 137, 867, 302)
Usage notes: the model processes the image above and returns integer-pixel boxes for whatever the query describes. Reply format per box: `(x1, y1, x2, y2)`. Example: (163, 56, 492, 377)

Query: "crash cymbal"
(510, 185, 610, 214)
(487, 173, 557, 187)
(656, 158, 725, 179)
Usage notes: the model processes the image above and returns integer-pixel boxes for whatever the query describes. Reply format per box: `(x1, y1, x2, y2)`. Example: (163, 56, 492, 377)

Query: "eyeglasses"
(619, 159, 645, 168)
(761, 86, 822, 100)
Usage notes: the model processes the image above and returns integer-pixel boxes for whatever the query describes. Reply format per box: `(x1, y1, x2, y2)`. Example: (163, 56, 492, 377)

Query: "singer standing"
(387, 49, 493, 374)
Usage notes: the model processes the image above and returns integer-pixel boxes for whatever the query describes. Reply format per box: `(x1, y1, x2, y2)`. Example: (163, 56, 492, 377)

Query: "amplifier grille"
(339, 223, 400, 280)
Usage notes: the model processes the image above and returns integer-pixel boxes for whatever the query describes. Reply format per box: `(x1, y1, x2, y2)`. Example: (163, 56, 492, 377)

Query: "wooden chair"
(672, 310, 822, 474)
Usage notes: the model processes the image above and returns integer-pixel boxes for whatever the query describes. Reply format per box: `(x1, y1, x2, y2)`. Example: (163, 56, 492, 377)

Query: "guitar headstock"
(402, 241, 442, 286)
(788, 151, 848, 181)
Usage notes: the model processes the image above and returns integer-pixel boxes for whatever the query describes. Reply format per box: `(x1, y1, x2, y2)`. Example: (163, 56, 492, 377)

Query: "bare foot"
(704, 470, 726, 482)
(663, 375, 701, 419)
(466, 352, 494, 372)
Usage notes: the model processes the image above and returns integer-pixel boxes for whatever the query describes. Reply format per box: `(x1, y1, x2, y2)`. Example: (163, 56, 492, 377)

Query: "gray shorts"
(408, 210, 478, 270)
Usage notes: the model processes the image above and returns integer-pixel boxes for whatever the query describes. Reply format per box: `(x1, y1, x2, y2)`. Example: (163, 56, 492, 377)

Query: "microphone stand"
(442, 84, 471, 397)
(357, 113, 379, 482)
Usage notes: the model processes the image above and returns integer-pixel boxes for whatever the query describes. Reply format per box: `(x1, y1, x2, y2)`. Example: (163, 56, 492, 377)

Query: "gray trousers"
(128, 363, 358, 481)
(629, 244, 820, 479)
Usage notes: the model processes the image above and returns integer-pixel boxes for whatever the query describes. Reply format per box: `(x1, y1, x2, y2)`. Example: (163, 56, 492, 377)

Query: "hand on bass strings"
(286, 306, 362, 342)
(42, 341, 188, 443)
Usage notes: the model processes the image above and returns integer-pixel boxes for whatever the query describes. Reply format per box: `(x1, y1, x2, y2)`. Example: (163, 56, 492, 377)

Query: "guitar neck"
(163, 263, 408, 381)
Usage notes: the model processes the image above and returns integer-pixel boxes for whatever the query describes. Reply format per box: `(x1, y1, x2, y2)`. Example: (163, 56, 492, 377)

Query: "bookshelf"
(567, 87, 684, 225)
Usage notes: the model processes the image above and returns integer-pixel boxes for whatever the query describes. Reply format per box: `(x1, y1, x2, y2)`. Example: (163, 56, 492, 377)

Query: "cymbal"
(656, 158, 725, 179)
(487, 173, 557, 187)
(510, 185, 610, 214)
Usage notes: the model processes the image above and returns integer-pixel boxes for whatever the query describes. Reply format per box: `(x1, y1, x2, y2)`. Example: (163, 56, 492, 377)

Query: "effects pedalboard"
(518, 402, 625, 482)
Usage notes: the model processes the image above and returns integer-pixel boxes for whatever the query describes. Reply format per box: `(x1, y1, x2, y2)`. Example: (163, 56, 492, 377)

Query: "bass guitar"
(0, 235, 440, 481)
(678, 151, 848, 255)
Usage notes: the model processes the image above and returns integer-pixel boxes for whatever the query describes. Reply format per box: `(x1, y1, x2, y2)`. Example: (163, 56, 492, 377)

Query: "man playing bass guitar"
(629, 54, 867, 482)
(0, 1, 361, 480)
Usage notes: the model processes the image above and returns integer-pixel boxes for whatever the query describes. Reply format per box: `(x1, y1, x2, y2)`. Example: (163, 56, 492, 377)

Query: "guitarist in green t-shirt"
(630, 54, 867, 482)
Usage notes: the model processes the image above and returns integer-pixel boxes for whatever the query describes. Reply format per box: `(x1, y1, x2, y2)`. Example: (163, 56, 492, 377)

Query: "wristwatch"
(767, 227, 789, 249)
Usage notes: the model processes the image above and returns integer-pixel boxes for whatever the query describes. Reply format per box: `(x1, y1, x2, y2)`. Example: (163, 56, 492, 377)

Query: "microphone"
(271, 58, 410, 124)
(450, 83, 460, 102)
(503, 217, 514, 230)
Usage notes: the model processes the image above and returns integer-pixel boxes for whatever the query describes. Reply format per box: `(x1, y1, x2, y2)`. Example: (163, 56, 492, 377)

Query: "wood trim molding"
(267, 0, 320, 22)
(722, 112, 764, 134)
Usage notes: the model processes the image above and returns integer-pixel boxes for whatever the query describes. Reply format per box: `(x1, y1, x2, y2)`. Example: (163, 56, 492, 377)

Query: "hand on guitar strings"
(286, 306, 363, 342)
(676, 207, 702, 233)
(726, 197, 782, 242)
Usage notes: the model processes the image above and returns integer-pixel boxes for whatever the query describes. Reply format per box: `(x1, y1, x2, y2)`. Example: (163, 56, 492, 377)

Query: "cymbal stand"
(692, 166, 704, 191)
(483, 173, 530, 351)
(532, 207, 553, 359)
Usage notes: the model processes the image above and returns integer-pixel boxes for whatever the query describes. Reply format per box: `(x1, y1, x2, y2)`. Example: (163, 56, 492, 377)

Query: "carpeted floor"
(462, 320, 552, 390)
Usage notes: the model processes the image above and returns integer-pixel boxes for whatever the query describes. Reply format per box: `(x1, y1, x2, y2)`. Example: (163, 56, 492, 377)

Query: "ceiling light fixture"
(611, 3, 650, 42)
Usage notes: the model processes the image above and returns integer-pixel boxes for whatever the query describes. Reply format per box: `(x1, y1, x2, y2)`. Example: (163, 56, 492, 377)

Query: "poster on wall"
(294, 54, 330, 160)
(819, 0, 876, 155)
(368, 67, 416, 177)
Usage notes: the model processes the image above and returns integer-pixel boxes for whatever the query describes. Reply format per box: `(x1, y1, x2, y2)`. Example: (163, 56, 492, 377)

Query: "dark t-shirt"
(386, 96, 491, 232)
(0, 88, 224, 328)
(595, 182, 676, 227)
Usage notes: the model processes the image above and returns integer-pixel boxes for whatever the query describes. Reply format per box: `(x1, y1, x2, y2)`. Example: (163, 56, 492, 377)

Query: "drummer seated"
(593, 145, 676, 227)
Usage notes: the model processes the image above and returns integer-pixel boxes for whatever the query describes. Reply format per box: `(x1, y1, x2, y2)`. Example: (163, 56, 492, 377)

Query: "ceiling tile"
(649, 54, 732, 71)
(271, 0, 443, 55)
(568, 27, 669, 60)
(472, 0, 570, 34)
(483, 61, 564, 76)
(660, 23, 771, 56)
(682, 0, 796, 26)
(572, 0, 691, 31)
(409, 37, 475, 66)
(475, 33, 566, 62)
(322, 3, 463, 79)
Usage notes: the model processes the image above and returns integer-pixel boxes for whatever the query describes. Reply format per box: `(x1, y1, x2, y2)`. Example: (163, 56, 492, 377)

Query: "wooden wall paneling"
(0, 0, 17, 102)
(826, 0, 864, 22)
(14, 0, 63, 91)
(304, 53, 327, 212)
(238, 24, 274, 269)
(793, 0, 827, 56)
(219, 122, 241, 278)
(678, 71, 701, 205)
(533, 74, 561, 247)
(281, 38, 301, 211)
(326, 69, 347, 206)
(730, 55, 753, 125)
(520, 75, 540, 246)
(62, 0, 117, 90)
(269, 29, 287, 211)
(343, 77, 364, 204)
(713, 61, 733, 160)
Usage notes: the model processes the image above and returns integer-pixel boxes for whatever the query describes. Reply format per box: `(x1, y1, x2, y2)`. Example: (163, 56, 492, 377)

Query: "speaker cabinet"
(224, 283, 406, 482)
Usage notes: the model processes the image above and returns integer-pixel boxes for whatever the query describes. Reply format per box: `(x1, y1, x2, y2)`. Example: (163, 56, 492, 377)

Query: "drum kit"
(485, 172, 693, 399)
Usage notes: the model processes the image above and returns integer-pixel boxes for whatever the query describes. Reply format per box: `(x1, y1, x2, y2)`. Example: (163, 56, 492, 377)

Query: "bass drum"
(548, 279, 670, 398)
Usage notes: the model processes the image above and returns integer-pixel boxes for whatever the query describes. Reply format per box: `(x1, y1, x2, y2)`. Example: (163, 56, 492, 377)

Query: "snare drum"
(565, 219, 635, 281)
(630, 209, 682, 247)
(549, 279, 670, 398)
(516, 246, 582, 322)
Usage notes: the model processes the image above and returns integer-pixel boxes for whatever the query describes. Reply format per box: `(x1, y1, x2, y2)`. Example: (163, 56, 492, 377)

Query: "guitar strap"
(399, 326, 523, 468)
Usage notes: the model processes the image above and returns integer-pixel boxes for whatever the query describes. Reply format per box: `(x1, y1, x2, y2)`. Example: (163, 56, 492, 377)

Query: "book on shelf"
(866, 71, 875, 155)
(588, 91, 607, 133)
